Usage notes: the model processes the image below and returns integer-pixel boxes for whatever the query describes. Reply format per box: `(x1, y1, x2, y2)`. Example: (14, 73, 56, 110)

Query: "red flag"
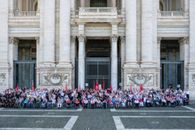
(110, 84, 112, 92)
(78, 85, 81, 92)
(95, 81, 99, 91)
(93, 81, 95, 90)
(65, 84, 68, 92)
(102, 80, 105, 90)
(139, 84, 144, 92)
(15, 84, 19, 92)
(130, 84, 132, 93)
(32, 82, 35, 92)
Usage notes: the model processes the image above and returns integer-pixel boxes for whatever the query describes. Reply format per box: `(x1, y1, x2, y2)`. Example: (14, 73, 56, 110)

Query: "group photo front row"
(0, 85, 190, 109)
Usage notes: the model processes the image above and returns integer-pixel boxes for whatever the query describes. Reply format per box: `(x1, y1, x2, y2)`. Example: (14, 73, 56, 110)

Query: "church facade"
(0, 0, 195, 98)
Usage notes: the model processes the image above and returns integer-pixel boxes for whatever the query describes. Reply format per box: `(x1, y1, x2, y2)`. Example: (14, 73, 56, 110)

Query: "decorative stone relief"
(127, 73, 154, 86)
(0, 73, 6, 86)
(40, 72, 69, 86)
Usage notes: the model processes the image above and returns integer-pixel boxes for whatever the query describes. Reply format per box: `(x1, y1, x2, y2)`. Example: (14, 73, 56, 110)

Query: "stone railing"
(13, 10, 38, 16)
(159, 11, 185, 17)
(79, 7, 118, 18)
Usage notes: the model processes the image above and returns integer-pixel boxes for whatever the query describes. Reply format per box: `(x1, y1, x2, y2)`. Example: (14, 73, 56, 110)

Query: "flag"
(95, 81, 99, 91)
(93, 81, 95, 90)
(15, 84, 19, 92)
(78, 85, 81, 92)
(110, 84, 112, 92)
(139, 84, 144, 92)
(130, 84, 132, 93)
(31, 82, 35, 92)
(65, 84, 68, 92)
(102, 80, 105, 90)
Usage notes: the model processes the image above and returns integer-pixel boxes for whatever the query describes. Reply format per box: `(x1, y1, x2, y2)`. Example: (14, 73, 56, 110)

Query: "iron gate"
(161, 61, 184, 89)
(14, 60, 36, 89)
(85, 58, 111, 89)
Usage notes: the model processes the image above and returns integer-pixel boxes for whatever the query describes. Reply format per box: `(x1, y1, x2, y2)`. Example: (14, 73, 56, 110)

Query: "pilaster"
(111, 34, 118, 91)
(0, 0, 9, 92)
(78, 35, 86, 89)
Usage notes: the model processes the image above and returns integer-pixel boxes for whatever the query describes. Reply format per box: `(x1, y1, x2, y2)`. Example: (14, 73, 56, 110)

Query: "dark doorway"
(14, 40, 36, 89)
(160, 40, 184, 89)
(85, 39, 111, 89)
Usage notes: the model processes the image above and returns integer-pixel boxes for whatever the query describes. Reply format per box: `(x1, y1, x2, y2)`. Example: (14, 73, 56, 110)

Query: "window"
(90, 0, 107, 7)
(160, 0, 184, 11)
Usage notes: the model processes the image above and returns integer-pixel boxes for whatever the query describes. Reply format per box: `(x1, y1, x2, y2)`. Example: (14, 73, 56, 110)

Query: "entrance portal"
(160, 40, 184, 89)
(14, 40, 36, 89)
(85, 39, 111, 89)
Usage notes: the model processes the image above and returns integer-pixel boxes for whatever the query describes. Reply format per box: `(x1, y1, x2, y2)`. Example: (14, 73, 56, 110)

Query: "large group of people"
(0, 87, 190, 109)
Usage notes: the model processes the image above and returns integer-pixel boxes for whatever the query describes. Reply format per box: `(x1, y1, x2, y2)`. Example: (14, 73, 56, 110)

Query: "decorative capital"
(111, 35, 118, 43)
(35, 37, 40, 43)
(157, 37, 162, 44)
(179, 37, 189, 45)
(78, 35, 85, 43)
(9, 37, 19, 45)
(121, 36, 125, 43)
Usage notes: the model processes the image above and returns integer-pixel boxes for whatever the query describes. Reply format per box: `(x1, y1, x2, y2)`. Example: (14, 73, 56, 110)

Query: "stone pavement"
(0, 101, 195, 130)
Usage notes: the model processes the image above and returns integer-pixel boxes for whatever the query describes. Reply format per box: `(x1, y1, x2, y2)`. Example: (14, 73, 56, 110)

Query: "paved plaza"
(0, 101, 194, 130)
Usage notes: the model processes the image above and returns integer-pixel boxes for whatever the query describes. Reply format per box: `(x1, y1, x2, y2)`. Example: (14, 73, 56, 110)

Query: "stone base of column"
(187, 64, 195, 100)
(37, 63, 73, 90)
(123, 63, 160, 90)
(0, 63, 9, 92)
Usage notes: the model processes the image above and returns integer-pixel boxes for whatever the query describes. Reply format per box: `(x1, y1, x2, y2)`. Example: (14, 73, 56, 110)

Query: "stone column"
(40, 0, 55, 65)
(71, 0, 76, 16)
(157, 38, 161, 88)
(80, 0, 85, 7)
(125, 0, 136, 65)
(179, 38, 189, 90)
(141, 0, 154, 64)
(9, 0, 14, 15)
(35, 38, 40, 65)
(111, 35, 118, 91)
(184, 0, 189, 12)
(121, 0, 125, 15)
(121, 36, 125, 67)
(112, 0, 116, 7)
(59, 0, 71, 65)
(71, 36, 76, 89)
(8, 38, 14, 88)
(120, 36, 125, 88)
(71, 0, 76, 10)
(78, 35, 85, 89)
(157, 38, 161, 68)
(36, 0, 40, 15)
(122, 0, 125, 9)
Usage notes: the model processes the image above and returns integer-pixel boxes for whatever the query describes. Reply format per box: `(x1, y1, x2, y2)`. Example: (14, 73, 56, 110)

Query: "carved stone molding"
(0, 73, 6, 86)
(121, 36, 125, 44)
(111, 35, 118, 43)
(78, 35, 85, 43)
(127, 73, 154, 86)
(157, 37, 162, 44)
(179, 37, 189, 45)
(40, 72, 69, 86)
(9, 37, 19, 45)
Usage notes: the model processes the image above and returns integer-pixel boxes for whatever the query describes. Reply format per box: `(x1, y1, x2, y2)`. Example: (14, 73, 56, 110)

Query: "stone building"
(0, 0, 195, 98)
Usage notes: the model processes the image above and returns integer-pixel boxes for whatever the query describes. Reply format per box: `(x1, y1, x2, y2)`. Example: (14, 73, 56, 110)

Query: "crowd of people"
(0, 87, 190, 109)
